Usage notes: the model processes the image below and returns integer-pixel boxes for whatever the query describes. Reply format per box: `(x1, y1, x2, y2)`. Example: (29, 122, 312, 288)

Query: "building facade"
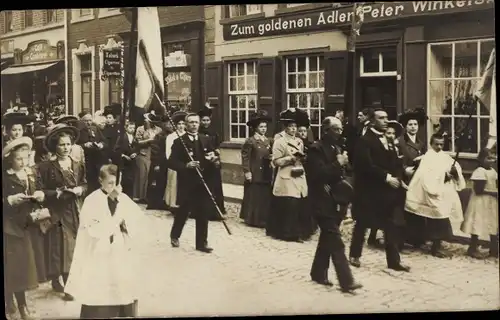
(0, 10, 66, 113)
(205, 2, 495, 184)
(66, 7, 205, 116)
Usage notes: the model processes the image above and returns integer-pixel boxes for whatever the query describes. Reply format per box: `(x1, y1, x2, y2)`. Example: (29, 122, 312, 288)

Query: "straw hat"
(387, 120, 404, 137)
(2, 136, 33, 158)
(43, 124, 80, 153)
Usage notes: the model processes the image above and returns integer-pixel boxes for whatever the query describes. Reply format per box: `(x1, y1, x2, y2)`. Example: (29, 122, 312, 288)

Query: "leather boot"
(489, 235, 499, 258)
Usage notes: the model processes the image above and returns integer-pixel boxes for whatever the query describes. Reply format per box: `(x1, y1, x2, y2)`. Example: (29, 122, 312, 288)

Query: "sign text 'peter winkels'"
(223, 1, 494, 41)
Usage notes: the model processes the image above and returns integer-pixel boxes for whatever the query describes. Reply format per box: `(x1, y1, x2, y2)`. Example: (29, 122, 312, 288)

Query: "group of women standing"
(239, 108, 317, 242)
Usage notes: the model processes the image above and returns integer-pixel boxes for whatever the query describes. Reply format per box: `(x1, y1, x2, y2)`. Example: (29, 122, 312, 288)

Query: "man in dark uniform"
(102, 104, 122, 164)
(308, 116, 363, 294)
(169, 113, 219, 253)
(77, 111, 108, 194)
(348, 108, 410, 272)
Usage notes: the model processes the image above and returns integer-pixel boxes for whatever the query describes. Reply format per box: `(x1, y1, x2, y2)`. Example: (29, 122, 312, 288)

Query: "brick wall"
(0, 10, 65, 36)
(67, 6, 205, 114)
(204, 6, 215, 63)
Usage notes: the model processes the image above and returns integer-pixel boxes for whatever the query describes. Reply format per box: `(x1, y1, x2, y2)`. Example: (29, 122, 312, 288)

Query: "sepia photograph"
(1, 2, 498, 319)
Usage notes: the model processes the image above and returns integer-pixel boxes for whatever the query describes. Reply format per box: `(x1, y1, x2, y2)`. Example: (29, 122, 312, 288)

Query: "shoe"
(431, 250, 452, 259)
(19, 305, 34, 320)
(349, 257, 361, 268)
(311, 277, 334, 287)
(171, 238, 179, 248)
(388, 264, 411, 272)
(62, 293, 74, 301)
(6, 296, 17, 315)
(467, 250, 486, 260)
(340, 282, 363, 294)
(196, 247, 213, 253)
(52, 279, 64, 293)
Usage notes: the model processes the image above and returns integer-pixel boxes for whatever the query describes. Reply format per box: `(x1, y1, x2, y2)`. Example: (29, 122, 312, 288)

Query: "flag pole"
(117, 8, 138, 185)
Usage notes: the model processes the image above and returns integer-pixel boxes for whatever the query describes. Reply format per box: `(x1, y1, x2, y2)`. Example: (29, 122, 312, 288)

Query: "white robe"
(64, 189, 143, 306)
(405, 149, 466, 224)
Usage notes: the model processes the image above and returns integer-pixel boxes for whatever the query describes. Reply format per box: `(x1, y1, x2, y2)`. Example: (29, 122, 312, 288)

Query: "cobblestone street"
(24, 203, 499, 319)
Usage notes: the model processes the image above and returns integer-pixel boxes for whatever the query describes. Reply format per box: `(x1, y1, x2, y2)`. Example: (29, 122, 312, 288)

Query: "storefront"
(209, 2, 495, 184)
(1, 39, 65, 115)
(117, 20, 205, 115)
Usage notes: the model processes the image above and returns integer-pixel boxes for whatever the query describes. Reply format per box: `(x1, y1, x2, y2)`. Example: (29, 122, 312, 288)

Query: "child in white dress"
(461, 148, 498, 259)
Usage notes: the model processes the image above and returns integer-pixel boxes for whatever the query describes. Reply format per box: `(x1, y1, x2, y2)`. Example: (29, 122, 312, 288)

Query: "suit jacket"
(306, 139, 344, 218)
(77, 125, 108, 168)
(114, 133, 139, 169)
(2, 168, 41, 238)
(272, 135, 308, 198)
(169, 133, 217, 206)
(241, 135, 273, 184)
(351, 129, 403, 227)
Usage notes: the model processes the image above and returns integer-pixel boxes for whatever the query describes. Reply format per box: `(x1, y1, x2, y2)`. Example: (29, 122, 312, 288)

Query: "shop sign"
(164, 51, 191, 68)
(21, 41, 58, 63)
(164, 71, 191, 106)
(223, 0, 494, 40)
(102, 49, 122, 76)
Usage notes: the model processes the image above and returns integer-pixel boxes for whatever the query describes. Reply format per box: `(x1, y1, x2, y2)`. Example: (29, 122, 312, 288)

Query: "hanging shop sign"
(223, 0, 494, 40)
(102, 49, 122, 76)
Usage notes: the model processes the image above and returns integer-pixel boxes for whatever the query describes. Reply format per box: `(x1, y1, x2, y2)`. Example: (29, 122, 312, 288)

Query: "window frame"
(108, 76, 121, 105)
(285, 55, 326, 139)
(24, 10, 34, 29)
(4, 11, 13, 32)
(227, 60, 258, 142)
(225, 5, 263, 19)
(80, 54, 93, 113)
(360, 50, 398, 77)
(426, 38, 494, 157)
(46, 9, 58, 24)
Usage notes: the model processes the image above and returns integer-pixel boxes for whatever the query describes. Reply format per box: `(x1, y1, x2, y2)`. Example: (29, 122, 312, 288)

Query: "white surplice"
(405, 149, 466, 224)
(64, 189, 143, 306)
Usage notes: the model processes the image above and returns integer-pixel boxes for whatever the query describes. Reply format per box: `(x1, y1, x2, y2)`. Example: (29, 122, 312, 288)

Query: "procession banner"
(134, 7, 165, 117)
(474, 48, 496, 150)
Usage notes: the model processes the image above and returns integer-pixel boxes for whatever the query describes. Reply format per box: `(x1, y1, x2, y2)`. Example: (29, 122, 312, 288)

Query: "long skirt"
(133, 154, 150, 200)
(29, 225, 47, 283)
(147, 164, 168, 210)
(404, 211, 453, 242)
(45, 223, 76, 278)
(164, 169, 178, 209)
(3, 233, 38, 294)
(266, 196, 305, 241)
(80, 302, 135, 319)
(299, 196, 317, 240)
(210, 168, 226, 218)
(240, 182, 272, 228)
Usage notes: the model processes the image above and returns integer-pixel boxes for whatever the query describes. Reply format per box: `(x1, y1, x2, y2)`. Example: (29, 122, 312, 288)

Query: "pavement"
(12, 201, 500, 319)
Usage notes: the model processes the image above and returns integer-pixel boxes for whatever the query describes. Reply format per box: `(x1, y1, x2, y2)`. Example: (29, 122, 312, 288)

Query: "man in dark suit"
(307, 116, 363, 294)
(348, 108, 410, 272)
(169, 113, 219, 253)
(113, 121, 139, 198)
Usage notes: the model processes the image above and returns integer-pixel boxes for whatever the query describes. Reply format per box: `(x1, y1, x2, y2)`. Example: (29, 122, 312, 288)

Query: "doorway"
(360, 76, 398, 120)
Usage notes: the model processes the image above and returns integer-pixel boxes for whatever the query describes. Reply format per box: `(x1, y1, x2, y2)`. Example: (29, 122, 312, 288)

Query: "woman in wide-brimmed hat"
(37, 124, 86, 301)
(266, 108, 309, 242)
(48, 121, 85, 164)
(132, 110, 163, 203)
(164, 110, 188, 209)
(3, 137, 45, 320)
(239, 110, 273, 228)
(3, 110, 37, 166)
(198, 104, 225, 220)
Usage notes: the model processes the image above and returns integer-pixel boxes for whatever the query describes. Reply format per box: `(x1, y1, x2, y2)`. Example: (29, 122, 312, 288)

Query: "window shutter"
(324, 51, 347, 118)
(258, 57, 282, 136)
(205, 61, 223, 138)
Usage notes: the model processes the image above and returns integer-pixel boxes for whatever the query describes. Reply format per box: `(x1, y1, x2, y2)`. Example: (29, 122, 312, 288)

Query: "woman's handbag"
(29, 207, 51, 223)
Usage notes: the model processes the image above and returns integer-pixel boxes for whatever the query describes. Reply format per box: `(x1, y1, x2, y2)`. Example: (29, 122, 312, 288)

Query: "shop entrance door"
(360, 76, 398, 120)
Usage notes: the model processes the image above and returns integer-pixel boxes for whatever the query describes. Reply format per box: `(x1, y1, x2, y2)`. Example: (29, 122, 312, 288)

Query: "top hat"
(43, 124, 80, 153)
(246, 109, 272, 127)
(2, 136, 33, 158)
(387, 120, 404, 137)
(398, 107, 428, 127)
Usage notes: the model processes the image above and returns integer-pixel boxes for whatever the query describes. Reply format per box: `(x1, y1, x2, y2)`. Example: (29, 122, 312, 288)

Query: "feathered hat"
(103, 103, 122, 117)
(246, 109, 272, 127)
(398, 107, 428, 127)
(279, 108, 310, 127)
(198, 102, 214, 118)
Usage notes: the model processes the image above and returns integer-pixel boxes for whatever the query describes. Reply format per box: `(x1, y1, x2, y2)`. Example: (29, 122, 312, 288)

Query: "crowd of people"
(2, 102, 498, 318)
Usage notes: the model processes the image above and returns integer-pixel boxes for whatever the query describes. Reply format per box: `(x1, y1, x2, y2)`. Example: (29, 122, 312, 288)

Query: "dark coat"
(102, 124, 120, 163)
(351, 129, 404, 228)
(398, 133, 426, 168)
(241, 136, 273, 184)
(78, 125, 108, 191)
(169, 134, 218, 209)
(199, 125, 222, 151)
(306, 139, 345, 219)
(114, 133, 140, 169)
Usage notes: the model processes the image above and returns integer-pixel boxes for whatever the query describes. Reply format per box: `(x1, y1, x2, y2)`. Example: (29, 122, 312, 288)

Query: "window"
(24, 10, 33, 28)
(286, 55, 325, 139)
(4, 11, 13, 32)
(226, 5, 262, 18)
(46, 9, 58, 23)
(427, 39, 495, 155)
(80, 54, 92, 112)
(228, 61, 257, 141)
(78, 9, 92, 17)
(109, 76, 121, 104)
(360, 48, 397, 77)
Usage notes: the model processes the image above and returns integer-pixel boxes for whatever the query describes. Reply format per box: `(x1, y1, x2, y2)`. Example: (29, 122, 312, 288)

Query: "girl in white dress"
(164, 111, 187, 210)
(461, 148, 498, 259)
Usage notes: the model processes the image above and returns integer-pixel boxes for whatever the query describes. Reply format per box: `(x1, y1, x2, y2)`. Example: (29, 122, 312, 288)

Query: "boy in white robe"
(64, 164, 143, 318)
(404, 133, 466, 258)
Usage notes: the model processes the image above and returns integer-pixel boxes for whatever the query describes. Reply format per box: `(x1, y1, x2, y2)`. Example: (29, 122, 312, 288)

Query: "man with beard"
(308, 116, 362, 294)
(77, 111, 108, 194)
(348, 108, 410, 272)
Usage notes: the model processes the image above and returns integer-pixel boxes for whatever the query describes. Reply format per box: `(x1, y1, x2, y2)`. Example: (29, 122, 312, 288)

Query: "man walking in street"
(349, 109, 410, 272)
(169, 113, 220, 253)
(308, 116, 363, 293)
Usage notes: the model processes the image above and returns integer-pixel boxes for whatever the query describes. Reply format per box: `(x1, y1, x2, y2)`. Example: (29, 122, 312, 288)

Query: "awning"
(1, 62, 59, 75)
